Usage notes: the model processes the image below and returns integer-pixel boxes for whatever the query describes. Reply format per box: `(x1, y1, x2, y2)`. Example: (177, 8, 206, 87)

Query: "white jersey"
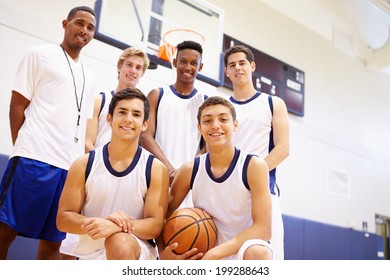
(95, 91, 114, 148)
(11, 44, 96, 170)
(155, 85, 207, 169)
(229, 92, 277, 194)
(191, 148, 256, 246)
(230, 92, 272, 159)
(229, 92, 284, 260)
(71, 144, 156, 259)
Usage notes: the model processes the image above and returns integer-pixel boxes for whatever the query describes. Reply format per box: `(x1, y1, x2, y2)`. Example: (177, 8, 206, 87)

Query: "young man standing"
(0, 6, 96, 260)
(56, 88, 169, 260)
(140, 40, 207, 186)
(167, 96, 273, 260)
(140, 41, 207, 259)
(224, 45, 290, 260)
(85, 47, 150, 152)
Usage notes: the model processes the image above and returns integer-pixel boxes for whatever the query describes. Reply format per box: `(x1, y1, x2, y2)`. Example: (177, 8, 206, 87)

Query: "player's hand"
(81, 217, 119, 239)
(159, 242, 203, 260)
(168, 168, 177, 184)
(105, 210, 135, 233)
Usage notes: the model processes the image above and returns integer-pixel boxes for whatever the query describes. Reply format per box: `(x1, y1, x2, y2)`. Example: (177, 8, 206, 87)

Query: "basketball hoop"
(157, 29, 205, 64)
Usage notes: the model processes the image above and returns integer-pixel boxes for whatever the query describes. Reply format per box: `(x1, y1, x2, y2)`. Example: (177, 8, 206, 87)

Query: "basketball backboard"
(94, 0, 225, 86)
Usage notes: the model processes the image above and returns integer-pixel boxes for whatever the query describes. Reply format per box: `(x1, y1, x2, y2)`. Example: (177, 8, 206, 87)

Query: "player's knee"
(0, 223, 18, 246)
(105, 232, 140, 260)
(243, 244, 273, 260)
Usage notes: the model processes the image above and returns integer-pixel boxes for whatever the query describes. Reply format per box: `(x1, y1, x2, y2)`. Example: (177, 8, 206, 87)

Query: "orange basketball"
(163, 207, 217, 255)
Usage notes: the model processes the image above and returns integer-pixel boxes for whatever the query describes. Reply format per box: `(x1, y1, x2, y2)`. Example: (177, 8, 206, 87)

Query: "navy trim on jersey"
(99, 92, 105, 116)
(98, 91, 115, 117)
(145, 154, 154, 189)
(103, 144, 142, 177)
(190, 157, 200, 190)
(268, 96, 275, 154)
(268, 95, 273, 114)
(155, 87, 164, 133)
(266, 95, 277, 195)
(157, 87, 164, 105)
(229, 91, 261, 105)
(205, 148, 240, 183)
(242, 154, 255, 191)
(169, 84, 198, 99)
(85, 150, 96, 182)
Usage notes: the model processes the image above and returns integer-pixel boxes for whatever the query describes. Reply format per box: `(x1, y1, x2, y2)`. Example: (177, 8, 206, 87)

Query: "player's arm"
(264, 96, 289, 171)
(130, 158, 169, 240)
(202, 156, 271, 260)
(9, 91, 30, 144)
(56, 154, 122, 238)
(166, 160, 194, 217)
(85, 93, 103, 153)
(140, 89, 176, 178)
(158, 160, 202, 260)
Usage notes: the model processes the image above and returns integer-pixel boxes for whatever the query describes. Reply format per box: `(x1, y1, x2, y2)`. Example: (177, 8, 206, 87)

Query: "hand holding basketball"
(163, 207, 217, 255)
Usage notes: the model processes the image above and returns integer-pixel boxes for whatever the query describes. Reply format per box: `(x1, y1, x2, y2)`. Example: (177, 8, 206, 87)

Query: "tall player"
(140, 40, 206, 259)
(140, 40, 207, 186)
(0, 6, 96, 260)
(167, 96, 273, 260)
(224, 44, 290, 260)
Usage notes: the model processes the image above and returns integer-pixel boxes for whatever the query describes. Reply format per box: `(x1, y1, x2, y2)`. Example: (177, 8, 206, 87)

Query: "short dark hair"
(176, 40, 203, 58)
(223, 45, 255, 66)
(197, 96, 236, 123)
(67, 6, 96, 21)
(109, 88, 150, 122)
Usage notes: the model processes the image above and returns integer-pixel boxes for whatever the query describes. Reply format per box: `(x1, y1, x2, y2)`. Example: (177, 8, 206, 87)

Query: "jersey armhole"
(190, 157, 200, 190)
(145, 154, 154, 188)
(242, 154, 255, 190)
(85, 150, 96, 182)
(268, 95, 274, 115)
(98, 92, 105, 116)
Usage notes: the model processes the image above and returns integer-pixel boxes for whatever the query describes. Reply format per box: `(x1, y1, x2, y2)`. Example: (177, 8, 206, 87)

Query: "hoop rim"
(158, 28, 205, 63)
(162, 28, 205, 46)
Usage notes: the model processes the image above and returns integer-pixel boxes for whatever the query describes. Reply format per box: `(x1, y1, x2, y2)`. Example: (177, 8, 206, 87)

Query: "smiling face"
(107, 98, 148, 142)
(62, 10, 96, 51)
(224, 51, 255, 86)
(173, 48, 203, 85)
(198, 103, 237, 149)
(117, 55, 146, 89)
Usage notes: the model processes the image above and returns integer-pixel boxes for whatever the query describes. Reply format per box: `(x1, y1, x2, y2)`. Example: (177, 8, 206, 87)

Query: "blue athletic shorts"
(0, 156, 67, 242)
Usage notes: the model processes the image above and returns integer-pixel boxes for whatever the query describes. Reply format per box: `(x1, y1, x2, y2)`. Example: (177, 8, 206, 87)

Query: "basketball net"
(158, 29, 205, 67)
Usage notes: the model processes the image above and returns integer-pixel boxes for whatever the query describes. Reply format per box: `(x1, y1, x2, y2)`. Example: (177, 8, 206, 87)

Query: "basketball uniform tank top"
(95, 91, 114, 148)
(190, 148, 255, 245)
(229, 92, 277, 194)
(73, 144, 154, 257)
(155, 85, 207, 169)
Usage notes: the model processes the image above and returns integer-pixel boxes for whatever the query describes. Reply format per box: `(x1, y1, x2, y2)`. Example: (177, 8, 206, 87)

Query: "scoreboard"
(222, 34, 305, 116)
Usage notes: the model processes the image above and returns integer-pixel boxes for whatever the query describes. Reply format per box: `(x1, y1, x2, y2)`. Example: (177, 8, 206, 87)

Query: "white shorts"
(270, 194, 284, 260)
(61, 233, 157, 260)
(60, 233, 79, 256)
(226, 239, 274, 260)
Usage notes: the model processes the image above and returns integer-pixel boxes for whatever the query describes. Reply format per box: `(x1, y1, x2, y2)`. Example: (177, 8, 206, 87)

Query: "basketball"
(163, 207, 217, 255)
